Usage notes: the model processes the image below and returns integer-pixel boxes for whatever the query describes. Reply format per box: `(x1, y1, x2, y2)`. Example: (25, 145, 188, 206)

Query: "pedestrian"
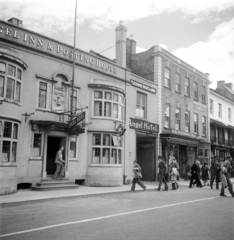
(131, 160, 146, 191)
(220, 158, 234, 197)
(201, 163, 210, 186)
(185, 164, 191, 181)
(210, 159, 221, 190)
(53, 146, 65, 180)
(169, 157, 179, 190)
(157, 156, 168, 191)
(189, 160, 203, 188)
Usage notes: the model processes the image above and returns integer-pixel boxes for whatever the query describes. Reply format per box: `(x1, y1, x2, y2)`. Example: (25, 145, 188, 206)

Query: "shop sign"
(129, 118, 158, 133)
(69, 112, 85, 129)
(53, 81, 65, 111)
(164, 128, 198, 139)
(130, 79, 156, 94)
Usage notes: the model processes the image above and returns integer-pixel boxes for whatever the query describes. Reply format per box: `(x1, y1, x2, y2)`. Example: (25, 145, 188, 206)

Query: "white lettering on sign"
(130, 79, 156, 94)
(0, 23, 118, 75)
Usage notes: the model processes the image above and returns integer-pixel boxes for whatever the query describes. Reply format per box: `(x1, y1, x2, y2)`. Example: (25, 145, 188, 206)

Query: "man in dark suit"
(157, 156, 168, 191)
(189, 160, 203, 188)
(210, 159, 221, 189)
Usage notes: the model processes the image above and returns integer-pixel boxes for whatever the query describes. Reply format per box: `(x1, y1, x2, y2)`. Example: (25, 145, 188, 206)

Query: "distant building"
(126, 43, 211, 178)
(209, 81, 234, 162)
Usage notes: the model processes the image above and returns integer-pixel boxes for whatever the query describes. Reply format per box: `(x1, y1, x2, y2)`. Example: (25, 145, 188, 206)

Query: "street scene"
(0, 0, 234, 239)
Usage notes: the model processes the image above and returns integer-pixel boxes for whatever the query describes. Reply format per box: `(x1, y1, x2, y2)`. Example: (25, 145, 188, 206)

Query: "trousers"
(158, 174, 168, 190)
(210, 172, 220, 189)
(53, 163, 65, 179)
(131, 178, 146, 191)
(220, 175, 234, 196)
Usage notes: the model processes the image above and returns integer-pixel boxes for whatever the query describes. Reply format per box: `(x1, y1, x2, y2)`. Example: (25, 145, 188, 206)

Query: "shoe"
(156, 188, 160, 191)
(210, 186, 213, 189)
(143, 187, 147, 191)
(52, 176, 57, 180)
(131, 189, 135, 192)
(163, 189, 168, 191)
(220, 194, 227, 197)
(189, 186, 193, 188)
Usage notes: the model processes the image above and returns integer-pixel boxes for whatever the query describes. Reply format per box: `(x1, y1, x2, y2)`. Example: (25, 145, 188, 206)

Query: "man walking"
(210, 159, 221, 190)
(131, 160, 146, 191)
(189, 160, 203, 188)
(157, 156, 168, 191)
(53, 146, 65, 180)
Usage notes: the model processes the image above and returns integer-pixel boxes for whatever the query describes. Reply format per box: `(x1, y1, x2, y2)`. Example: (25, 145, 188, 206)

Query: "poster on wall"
(53, 80, 65, 111)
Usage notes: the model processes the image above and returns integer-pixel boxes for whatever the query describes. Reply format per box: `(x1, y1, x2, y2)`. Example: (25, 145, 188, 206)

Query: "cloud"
(172, 19, 234, 89)
(1, 0, 234, 34)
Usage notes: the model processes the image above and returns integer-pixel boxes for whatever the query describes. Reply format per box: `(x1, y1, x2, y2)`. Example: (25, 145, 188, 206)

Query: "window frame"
(164, 104, 170, 128)
(185, 111, 190, 133)
(91, 133, 123, 165)
(93, 90, 124, 121)
(38, 81, 48, 109)
(218, 103, 222, 118)
(136, 91, 147, 119)
(228, 108, 231, 122)
(0, 61, 22, 103)
(184, 77, 190, 97)
(201, 86, 206, 104)
(194, 82, 198, 101)
(0, 119, 18, 164)
(202, 116, 206, 137)
(210, 99, 213, 114)
(32, 133, 43, 157)
(194, 113, 199, 135)
(175, 107, 181, 130)
(164, 68, 170, 88)
(175, 73, 181, 93)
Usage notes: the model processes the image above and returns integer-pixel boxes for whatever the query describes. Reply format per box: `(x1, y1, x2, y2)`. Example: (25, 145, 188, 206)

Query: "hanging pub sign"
(68, 112, 86, 135)
(53, 80, 65, 111)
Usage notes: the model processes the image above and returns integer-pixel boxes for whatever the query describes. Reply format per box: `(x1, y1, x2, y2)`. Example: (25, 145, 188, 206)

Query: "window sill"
(29, 157, 42, 161)
(175, 91, 181, 94)
(164, 86, 171, 90)
(91, 116, 123, 122)
(89, 164, 122, 167)
(2, 98, 21, 106)
(0, 163, 17, 167)
(184, 94, 190, 98)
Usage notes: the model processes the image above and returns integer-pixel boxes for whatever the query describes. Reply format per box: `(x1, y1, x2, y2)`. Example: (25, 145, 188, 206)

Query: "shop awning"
(210, 118, 228, 128)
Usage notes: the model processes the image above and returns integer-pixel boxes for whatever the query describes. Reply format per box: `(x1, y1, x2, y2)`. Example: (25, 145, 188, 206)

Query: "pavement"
(1, 179, 233, 205)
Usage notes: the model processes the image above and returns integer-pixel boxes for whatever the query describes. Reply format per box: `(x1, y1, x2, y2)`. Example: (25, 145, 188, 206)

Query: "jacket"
(55, 150, 63, 165)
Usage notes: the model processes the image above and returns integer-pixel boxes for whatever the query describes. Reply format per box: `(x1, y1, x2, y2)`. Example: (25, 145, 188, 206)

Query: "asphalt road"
(0, 185, 233, 240)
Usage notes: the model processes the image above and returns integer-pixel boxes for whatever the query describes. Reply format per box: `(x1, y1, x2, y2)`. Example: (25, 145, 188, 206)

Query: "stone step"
(37, 180, 75, 187)
(32, 184, 79, 191)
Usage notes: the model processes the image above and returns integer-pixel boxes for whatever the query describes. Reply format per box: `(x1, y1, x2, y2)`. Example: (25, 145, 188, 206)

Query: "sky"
(1, 0, 234, 89)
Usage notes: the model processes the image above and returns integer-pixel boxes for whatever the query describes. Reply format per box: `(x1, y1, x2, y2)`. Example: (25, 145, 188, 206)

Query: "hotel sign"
(129, 118, 159, 133)
(0, 22, 117, 75)
(130, 79, 156, 94)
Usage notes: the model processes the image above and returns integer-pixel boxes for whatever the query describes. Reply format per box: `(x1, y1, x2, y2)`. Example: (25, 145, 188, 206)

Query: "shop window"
(198, 149, 203, 158)
(185, 111, 190, 132)
(185, 77, 190, 96)
(91, 133, 123, 164)
(204, 149, 209, 158)
(0, 62, 22, 103)
(194, 82, 198, 101)
(0, 120, 18, 163)
(33, 133, 42, 157)
(194, 113, 198, 135)
(93, 90, 124, 120)
(69, 137, 77, 158)
(202, 116, 206, 137)
(136, 92, 146, 119)
(164, 68, 170, 88)
(175, 74, 181, 93)
(164, 104, 170, 128)
(175, 108, 180, 130)
(38, 82, 47, 108)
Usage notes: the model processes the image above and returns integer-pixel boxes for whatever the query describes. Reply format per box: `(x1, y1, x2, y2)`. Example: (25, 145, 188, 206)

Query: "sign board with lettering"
(130, 80, 156, 94)
(53, 80, 65, 111)
(129, 118, 159, 134)
(69, 112, 85, 129)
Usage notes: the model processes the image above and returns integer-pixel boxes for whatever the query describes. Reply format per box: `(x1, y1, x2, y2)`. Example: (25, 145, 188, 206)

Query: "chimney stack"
(115, 21, 127, 68)
(8, 18, 23, 27)
(225, 82, 233, 90)
(217, 80, 225, 89)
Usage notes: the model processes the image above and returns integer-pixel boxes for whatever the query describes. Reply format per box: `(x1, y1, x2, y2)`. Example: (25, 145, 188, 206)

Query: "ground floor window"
(91, 133, 123, 164)
(33, 133, 42, 157)
(0, 119, 18, 163)
(69, 136, 77, 158)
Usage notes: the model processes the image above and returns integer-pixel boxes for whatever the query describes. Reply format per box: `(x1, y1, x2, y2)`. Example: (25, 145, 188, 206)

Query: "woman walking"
(131, 160, 146, 191)
(201, 163, 210, 186)
(169, 157, 179, 190)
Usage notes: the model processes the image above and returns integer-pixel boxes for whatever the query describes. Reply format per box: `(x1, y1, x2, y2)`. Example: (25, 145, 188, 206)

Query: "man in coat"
(210, 159, 221, 189)
(189, 160, 203, 188)
(131, 160, 146, 191)
(157, 156, 168, 191)
(53, 146, 65, 180)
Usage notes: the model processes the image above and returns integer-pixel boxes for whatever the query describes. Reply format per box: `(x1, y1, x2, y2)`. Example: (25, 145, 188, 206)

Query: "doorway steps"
(32, 178, 79, 191)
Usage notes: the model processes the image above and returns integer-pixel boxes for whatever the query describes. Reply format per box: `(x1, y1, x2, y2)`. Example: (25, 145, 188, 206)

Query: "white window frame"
(164, 104, 170, 128)
(32, 132, 43, 158)
(185, 77, 190, 96)
(0, 119, 18, 164)
(228, 108, 231, 122)
(175, 108, 181, 130)
(91, 133, 123, 165)
(194, 82, 198, 101)
(136, 92, 147, 119)
(69, 136, 78, 159)
(175, 74, 181, 93)
(218, 103, 222, 118)
(210, 99, 213, 114)
(164, 68, 170, 88)
(202, 116, 206, 137)
(37, 80, 50, 110)
(194, 113, 199, 135)
(201, 86, 206, 103)
(0, 61, 22, 103)
(185, 111, 190, 133)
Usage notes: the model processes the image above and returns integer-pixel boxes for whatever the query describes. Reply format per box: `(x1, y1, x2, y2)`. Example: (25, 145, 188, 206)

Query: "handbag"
(220, 173, 227, 188)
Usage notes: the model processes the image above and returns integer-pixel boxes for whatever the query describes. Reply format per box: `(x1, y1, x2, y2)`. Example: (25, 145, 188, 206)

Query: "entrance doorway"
(136, 136, 155, 181)
(46, 136, 66, 175)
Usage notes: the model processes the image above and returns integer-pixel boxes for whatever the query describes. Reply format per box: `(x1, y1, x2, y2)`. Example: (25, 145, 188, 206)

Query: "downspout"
(123, 68, 127, 184)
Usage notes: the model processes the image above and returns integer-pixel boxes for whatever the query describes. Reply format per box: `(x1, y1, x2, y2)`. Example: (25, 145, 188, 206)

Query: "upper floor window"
(0, 119, 18, 163)
(185, 78, 190, 96)
(175, 108, 181, 130)
(201, 86, 206, 103)
(218, 103, 222, 118)
(202, 116, 206, 137)
(175, 74, 181, 93)
(91, 133, 123, 164)
(228, 108, 231, 122)
(194, 82, 198, 101)
(0, 62, 22, 103)
(38, 82, 47, 108)
(136, 92, 147, 119)
(194, 113, 198, 135)
(210, 99, 213, 114)
(164, 68, 170, 88)
(164, 104, 170, 128)
(93, 90, 124, 120)
(185, 111, 190, 133)
(70, 89, 78, 112)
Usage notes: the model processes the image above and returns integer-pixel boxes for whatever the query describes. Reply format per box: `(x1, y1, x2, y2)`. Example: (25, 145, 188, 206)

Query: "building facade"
(127, 44, 211, 178)
(0, 19, 159, 195)
(209, 81, 234, 166)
